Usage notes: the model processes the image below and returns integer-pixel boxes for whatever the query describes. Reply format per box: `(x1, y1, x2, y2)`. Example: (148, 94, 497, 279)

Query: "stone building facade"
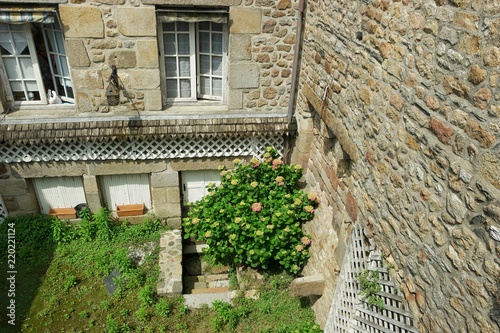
(1, 0, 499, 332)
(292, 0, 500, 332)
(0, 0, 297, 225)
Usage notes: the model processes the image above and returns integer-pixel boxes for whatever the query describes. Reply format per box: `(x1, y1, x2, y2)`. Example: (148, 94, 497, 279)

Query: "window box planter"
(48, 208, 77, 219)
(116, 204, 145, 217)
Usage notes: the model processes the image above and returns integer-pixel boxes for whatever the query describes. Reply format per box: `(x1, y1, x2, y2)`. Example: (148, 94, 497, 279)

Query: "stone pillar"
(83, 175, 101, 213)
(151, 170, 182, 228)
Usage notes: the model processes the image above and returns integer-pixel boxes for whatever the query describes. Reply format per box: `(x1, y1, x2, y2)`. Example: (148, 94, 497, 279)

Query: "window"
(158, 11, 227, 103)
(181, 170, 221, 204)
(101, 174, 152, 212)
(0, 18, 73, 105)
(33, 177, 86, 214)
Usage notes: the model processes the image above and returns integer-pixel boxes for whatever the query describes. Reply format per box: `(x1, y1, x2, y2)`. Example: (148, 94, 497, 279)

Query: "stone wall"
(292, 0, 500, 332)
(0, 157, 235, 227)
(53, 0, 298, 114)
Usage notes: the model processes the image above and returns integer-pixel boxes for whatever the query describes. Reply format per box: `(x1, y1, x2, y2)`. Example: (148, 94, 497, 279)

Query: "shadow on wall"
(0, 215, 56, 332)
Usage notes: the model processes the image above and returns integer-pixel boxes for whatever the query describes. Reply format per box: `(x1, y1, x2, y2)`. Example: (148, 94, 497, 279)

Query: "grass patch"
(0, 211, 322, 332)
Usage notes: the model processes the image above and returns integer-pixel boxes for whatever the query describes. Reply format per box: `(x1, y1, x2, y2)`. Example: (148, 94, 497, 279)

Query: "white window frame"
(0, 20, 73, 106)
(101, 174, 152, 212)
(181, 170, 221, 204)
(0, 23, 46, 105)
(159, 20, 227, 104)
(33, 177, 87, 214)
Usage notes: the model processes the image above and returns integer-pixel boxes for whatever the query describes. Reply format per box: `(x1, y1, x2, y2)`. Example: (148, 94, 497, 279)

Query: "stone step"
(183, 244, 209, 254)
(184, 273, 229, 283)
(190, 286, 230, 294)
(184, 274, 230, 293)
(183, 292, 231, 308)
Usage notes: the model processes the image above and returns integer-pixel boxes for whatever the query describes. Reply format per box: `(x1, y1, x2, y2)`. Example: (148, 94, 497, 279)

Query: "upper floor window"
(0, 8, 73, 105)
(158, 10, 228, 105)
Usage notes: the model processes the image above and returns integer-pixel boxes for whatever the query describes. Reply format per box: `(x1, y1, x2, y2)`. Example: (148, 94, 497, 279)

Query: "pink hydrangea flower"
(250, 157, 261, 168)
(301, 236, 312, 246)
(263, 152, 272, 163)
(275, 176, 285, 186)
(272, 158, 284, 169)
(307, 192, 320, 203)
(304, 205, 314, 214)
(251, 202, 262, 212)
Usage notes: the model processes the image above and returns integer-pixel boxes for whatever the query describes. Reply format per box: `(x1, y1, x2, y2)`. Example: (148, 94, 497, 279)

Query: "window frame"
(0, 20, 73, 106)
(0, 23, 47, 105)
(158, 19, 228, 105)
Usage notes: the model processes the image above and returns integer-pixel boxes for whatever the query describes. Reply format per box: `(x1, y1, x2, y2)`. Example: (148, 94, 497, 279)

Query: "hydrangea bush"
(182, 147, 319, 274)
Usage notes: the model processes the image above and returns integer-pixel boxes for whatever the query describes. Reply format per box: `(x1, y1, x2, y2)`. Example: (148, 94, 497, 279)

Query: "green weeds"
(1, 211, 322, 333)
(357, 269, 385, 310)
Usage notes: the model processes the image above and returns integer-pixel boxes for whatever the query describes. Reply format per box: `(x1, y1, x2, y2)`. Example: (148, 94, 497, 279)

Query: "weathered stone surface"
(443, 75, 470, 98)
(229, 64, 259, 89)
(429, 117, 454, 144)
(117, 7, 156, 37)
(59, 6, 104, 38)
(125, 69, 161, 89)
(91, 39, 117, 49)
(144, 90, 162, 111)
(447, 192, 467, 223)
(71, 69, 104, 89)
(455, 12, 480, 31)
(277, 0, 291, 10)
(483, 47, 500, 67)
(468, 64, 487, 84)
(65, 39, 90, 67)
(290, 274, 325, 296)
(230, 34, 252, 60)
(479, 153, 500, 189)
(76, 92, 93, 112)
(230, 7, 261, 34)
(465, 119, 496, 148)
(108, 50, 136, 68)
(440, 26, 458, 45)
(473, 87, 492, 109)
(96, 0, 125, 4)
(450, 0, 470, 8)
(137, 40, 159, 68)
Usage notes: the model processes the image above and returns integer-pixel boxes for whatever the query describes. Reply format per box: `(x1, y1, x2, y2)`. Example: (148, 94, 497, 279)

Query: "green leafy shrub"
(155, 298, 172, 317)
(182, 147, 319, 274)
(0, 214, 55, 264)
(357, 269, 385, 310)
(212, 300, 249, 330)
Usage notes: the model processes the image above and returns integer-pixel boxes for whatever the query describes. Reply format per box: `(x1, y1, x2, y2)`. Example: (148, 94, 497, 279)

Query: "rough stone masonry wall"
(292, 0, 500, 332)
(56, 0, 298, 114)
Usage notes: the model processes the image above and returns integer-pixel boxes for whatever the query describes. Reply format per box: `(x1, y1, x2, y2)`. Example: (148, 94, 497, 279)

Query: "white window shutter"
(33, 177, 86, 214)
(101, 174, 152, 211)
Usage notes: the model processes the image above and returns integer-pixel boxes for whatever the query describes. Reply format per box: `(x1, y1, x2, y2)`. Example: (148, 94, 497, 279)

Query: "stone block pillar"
(83, 175, 101, 213)
(157, 229, 183, 296)
(151, 170, 182, 229)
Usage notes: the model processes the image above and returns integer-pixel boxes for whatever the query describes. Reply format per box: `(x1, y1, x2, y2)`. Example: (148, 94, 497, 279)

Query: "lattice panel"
(0, 136, 284, 163)
(0, 195, 7, 224)
(325, 223, 419, 333)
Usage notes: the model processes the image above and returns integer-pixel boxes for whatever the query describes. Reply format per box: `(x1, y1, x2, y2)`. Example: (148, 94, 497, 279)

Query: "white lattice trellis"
(325, 223, 419, 333)
(0, 195, 7, 224)
(0, 136, 284, 163)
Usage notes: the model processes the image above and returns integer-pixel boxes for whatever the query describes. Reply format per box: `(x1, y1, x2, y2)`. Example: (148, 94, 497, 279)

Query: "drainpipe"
(287, 0, 306, 123)
(284, 0, 306, 163)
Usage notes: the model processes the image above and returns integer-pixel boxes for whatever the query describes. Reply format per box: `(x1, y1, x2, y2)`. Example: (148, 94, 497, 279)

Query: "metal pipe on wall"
(287, 0, 306, 123)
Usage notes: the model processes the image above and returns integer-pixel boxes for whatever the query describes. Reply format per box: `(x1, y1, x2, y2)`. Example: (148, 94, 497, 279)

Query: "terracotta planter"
(116, 203, 145, 217)
(48, 208, 77, 219)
